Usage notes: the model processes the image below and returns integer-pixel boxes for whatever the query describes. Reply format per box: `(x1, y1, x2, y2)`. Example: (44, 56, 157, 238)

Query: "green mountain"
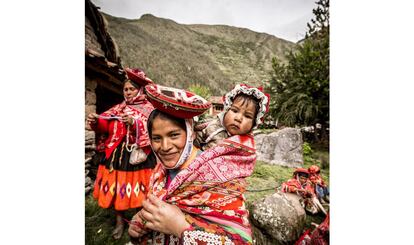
(102, 13, 296, 95)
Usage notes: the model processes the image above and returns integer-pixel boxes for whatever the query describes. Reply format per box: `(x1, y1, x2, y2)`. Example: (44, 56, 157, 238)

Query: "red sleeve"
(90, 118, 109, 133)
(281, 181, 298, 193)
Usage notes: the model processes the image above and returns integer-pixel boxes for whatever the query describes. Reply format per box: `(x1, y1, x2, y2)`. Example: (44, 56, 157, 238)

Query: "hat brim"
(294, 168, 309, 175)
(125, 68, 153, 86)
(145, 84, 211, 119)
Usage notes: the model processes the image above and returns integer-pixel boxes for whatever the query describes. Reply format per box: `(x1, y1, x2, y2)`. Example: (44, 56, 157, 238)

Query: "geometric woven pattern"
(126, 183, 132, 198)
(119, 183, 127, 199)
(133, 182, 140, 197)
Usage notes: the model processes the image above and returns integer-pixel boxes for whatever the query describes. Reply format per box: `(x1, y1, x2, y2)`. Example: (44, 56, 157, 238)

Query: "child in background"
(308, 165, 330, 203)
(281, 168, 315, 198)
(194, 84, 270, 150)
(281, 168, 326, 215)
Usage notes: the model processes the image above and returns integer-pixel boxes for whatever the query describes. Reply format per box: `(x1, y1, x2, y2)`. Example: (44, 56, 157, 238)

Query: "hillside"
(102, 13, 296, 95)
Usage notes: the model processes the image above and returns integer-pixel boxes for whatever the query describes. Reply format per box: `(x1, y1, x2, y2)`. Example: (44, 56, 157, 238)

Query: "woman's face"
(223, 97, 256, 135)
(123, 81, 139, 101)
(298, 174, 308, 185)
(150, 116, 187, 168)
(299, 176, 307, 185)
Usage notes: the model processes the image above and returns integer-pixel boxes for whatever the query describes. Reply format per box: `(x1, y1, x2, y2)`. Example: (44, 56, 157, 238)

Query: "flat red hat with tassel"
(125, 67, 154, 86)
(144, 84, 211, 119)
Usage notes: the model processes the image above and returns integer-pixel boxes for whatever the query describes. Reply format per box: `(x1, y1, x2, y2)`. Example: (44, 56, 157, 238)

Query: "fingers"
(141, 196, 168, 227)
(119, 114, 134, 125)
(128, 222, 146, 238)
(128, 224, 140, 238)
(148, 194, 162, 206)
(147, 194, 168, 211)
(86, 113, 98, 124)
(142, 195, 161, 214)
(128, 213, 148, 238)
(140, 205, 155, 224)
(88, 113, 98, 119)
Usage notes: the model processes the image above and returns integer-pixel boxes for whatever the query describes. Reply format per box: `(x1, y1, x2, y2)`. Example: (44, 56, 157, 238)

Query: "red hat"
(144, 84, 211, 119)
(308, 165, 320, 174)
(125, 67, 154, 86)
(294, 168, 309, 176)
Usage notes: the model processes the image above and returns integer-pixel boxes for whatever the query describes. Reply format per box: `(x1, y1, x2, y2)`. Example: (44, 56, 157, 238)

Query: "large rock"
(251, 192, 306, 244)
(255, 127, 303, 167)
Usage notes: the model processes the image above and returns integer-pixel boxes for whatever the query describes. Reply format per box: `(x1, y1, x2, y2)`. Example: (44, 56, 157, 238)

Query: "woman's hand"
(140, 194, 191, 237)
(86, 113, 99, 124)
(121, 113, 134, 126)
(128, 211, 149, 238)
(298, 189, 313, 197)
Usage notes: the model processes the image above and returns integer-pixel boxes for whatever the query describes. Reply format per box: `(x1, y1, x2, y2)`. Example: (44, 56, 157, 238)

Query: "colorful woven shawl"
(96, 92, 154, 158)
(147, 134, 256, 244)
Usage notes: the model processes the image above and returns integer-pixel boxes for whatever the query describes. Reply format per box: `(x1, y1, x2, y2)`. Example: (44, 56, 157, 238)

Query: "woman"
(86, 68, 156, 239)
(128, 84, 257, 244)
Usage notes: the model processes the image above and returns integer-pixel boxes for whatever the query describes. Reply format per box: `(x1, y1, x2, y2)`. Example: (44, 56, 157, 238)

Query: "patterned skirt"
(93, 141, 156, 210)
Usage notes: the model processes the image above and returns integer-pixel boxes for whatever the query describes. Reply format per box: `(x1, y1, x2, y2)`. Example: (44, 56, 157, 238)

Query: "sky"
(91, 0, 316, 42)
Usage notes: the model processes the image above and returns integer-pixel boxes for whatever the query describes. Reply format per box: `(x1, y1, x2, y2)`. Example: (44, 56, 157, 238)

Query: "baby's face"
(223, 97, 256, 135)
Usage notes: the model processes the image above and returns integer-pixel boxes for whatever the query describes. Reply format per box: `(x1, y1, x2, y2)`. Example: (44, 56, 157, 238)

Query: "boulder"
(255, 127, 303, 167)
(251, 224, 276, 245)
(251, 192, 306, 244)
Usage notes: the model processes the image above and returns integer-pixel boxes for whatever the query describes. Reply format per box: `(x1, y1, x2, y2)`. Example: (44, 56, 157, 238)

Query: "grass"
(85, 195, 137, 245)
(85, 144, 329, 244)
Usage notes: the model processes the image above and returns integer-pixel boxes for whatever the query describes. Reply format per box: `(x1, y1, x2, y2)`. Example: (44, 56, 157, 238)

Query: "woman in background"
(87, 68, 155, 239)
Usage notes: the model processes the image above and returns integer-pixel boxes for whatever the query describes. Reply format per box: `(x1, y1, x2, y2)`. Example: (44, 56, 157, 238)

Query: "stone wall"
(85, 76, 97, 195)
(85, 16, 105, 56)
(85, 76, 97, 119)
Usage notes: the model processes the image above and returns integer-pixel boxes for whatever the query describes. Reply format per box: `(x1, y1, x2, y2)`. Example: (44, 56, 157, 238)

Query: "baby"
(194, 84, 270, 150)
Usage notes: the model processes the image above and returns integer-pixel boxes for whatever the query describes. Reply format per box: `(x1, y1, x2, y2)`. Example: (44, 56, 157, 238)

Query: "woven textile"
(145, 134, 256, 244)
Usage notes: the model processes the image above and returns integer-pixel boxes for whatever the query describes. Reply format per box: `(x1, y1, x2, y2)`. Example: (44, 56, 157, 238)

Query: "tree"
(266, 0, 329, 143)
(188, 83, 212, 100)
(188, 83, 212, 120)
(306, 0, 329, 39)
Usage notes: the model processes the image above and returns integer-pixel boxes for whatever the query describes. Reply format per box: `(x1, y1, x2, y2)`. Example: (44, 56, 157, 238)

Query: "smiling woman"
(127, 84, 260, 244)
(148, 111, 187, 169)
